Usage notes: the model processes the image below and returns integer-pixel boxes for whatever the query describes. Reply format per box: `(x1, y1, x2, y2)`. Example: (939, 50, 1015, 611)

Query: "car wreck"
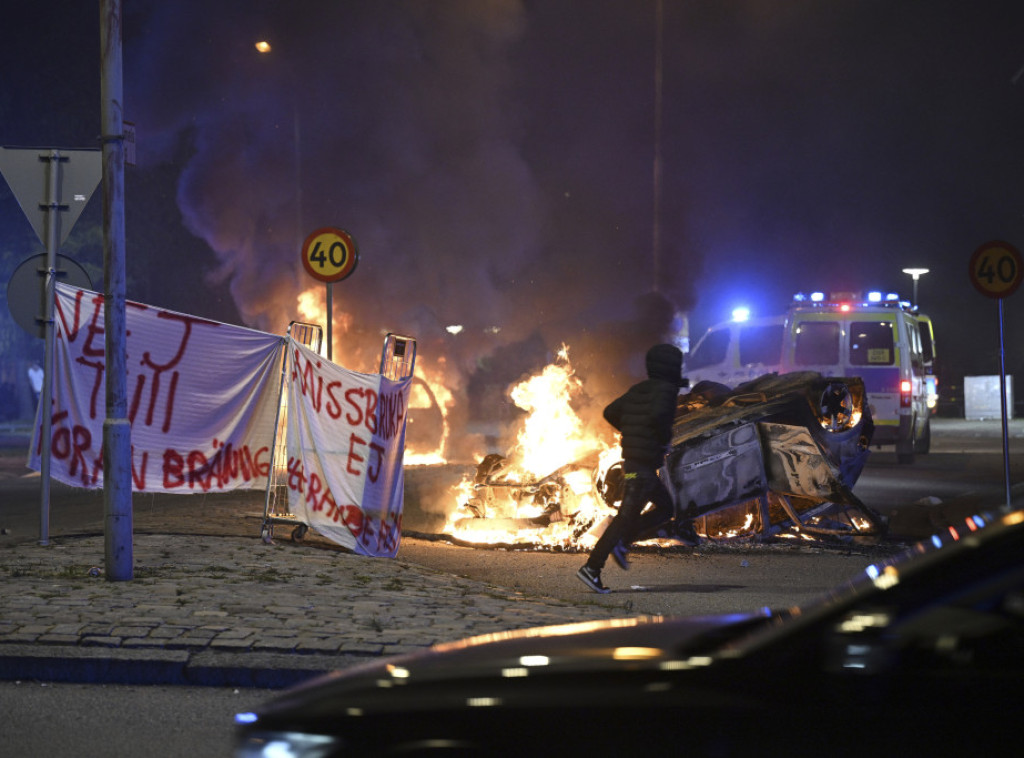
(445, 371, 881, 548)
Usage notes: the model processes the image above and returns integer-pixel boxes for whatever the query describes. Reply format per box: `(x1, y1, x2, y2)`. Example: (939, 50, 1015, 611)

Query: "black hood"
(645, 343, 684, 385)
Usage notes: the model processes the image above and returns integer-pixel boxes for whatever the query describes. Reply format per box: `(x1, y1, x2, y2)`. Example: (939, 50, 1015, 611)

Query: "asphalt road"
(396, 417, 1024, 615)
(0, 681, 265, 758)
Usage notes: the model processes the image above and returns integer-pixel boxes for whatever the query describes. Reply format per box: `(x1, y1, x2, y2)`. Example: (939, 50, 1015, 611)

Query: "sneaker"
(611, 541, 630, 571)
(675, 519, 701, 547)
(576, 565, 610, 593)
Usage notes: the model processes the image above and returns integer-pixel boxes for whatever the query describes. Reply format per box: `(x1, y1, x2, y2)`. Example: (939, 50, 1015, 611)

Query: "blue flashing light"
(810, 291, 825, 303)
(867, 291, 882, 303)
(731, 307, 750, 322)
(792, 292, 807, 302)
(885, 292, 899, 302)
(235, 712, 259, 725)
(931, 534, 943, 549)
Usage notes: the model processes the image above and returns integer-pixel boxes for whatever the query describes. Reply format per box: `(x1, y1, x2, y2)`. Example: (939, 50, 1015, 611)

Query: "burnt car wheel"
(819, 381, 855, 431)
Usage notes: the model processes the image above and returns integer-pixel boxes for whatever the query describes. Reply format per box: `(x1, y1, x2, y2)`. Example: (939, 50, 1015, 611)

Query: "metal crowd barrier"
(260, 321, 322, 543)
(259, 329, 418, 543)
(379, 332, 417, 381)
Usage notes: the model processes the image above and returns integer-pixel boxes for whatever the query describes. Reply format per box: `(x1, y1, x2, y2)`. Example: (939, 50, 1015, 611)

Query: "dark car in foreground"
(235, 509, 1024, 756)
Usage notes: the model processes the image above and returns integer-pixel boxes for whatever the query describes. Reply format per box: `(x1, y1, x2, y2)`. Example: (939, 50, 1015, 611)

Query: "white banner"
(30, 284, 284, 493)
(285, 338, 410, 557)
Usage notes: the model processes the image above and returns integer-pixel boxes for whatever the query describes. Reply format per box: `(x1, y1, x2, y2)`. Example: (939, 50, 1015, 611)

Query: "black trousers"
(586, 465, 674, 571)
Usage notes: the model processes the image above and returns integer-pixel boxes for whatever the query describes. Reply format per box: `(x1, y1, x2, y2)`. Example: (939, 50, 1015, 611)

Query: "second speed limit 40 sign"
(970, 240, 1023, 299)
(302, 227, 359, 283)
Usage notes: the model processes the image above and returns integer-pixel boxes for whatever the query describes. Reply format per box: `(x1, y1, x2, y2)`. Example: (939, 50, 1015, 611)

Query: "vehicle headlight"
(234, 730, 339, 758)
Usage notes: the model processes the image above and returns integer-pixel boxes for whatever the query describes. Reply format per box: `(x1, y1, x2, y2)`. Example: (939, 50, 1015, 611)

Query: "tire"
(913, 418, 931, 455)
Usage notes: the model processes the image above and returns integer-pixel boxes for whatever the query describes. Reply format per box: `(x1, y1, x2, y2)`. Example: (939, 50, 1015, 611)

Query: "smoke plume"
(127, 1, 699, 457)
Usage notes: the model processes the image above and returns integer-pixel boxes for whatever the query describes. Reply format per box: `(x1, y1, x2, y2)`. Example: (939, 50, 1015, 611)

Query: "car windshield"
(738, 324, 783, 367)
(686, 328, 729, 369)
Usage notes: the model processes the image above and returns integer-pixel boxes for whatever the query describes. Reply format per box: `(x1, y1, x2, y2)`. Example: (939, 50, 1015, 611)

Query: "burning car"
(445, 369, 881, 548)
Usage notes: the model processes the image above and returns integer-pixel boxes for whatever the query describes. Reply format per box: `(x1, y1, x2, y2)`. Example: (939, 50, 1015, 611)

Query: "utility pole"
(651, 0, 663, 293)
(100, 0, 132, 580)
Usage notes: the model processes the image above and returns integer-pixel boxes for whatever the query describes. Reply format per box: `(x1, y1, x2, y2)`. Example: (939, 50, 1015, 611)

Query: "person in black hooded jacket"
(576, 343, 697, 593)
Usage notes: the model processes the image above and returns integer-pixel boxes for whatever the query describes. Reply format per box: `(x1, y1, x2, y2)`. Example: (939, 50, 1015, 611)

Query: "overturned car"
(445, 371, 881, 548)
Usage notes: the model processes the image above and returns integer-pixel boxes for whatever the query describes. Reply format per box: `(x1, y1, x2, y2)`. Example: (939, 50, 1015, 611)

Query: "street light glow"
(902, 267, 929, 306)
(255, 40, 272, 54)
(902, 267, 929, 279)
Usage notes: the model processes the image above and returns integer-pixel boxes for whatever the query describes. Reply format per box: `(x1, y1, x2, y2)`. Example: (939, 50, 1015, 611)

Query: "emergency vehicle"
(684, 292, 932, 463)
(915, 312, 938, 412)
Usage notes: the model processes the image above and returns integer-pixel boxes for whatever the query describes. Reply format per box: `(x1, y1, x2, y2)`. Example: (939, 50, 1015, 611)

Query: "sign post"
(301, 227, 359, 361)
(969, 239, 1024, 511)
(0, 147, 101, 546)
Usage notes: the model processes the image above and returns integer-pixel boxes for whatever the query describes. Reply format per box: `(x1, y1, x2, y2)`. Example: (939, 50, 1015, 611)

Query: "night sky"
(3, 1, 1024, 428)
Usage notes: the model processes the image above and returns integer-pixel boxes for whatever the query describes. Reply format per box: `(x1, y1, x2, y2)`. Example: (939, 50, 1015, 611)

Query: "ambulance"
(684, 292, 932, 463)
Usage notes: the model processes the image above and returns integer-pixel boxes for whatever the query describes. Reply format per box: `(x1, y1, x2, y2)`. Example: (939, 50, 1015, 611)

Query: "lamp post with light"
(256, 40, 326, 354)
(254, 40, 302, 241)
(902, 267, 929, 307)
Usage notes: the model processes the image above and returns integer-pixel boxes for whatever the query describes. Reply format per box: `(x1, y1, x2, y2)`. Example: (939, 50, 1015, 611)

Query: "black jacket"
(603, 344, 683, 469)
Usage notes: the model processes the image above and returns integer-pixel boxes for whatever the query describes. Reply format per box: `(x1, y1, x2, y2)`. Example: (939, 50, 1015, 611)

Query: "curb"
(0, 644, 377, 688)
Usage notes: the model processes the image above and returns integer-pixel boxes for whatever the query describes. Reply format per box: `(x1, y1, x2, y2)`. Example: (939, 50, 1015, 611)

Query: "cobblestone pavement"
(0, 461, 628, 690)
(0, 529, 626, 688)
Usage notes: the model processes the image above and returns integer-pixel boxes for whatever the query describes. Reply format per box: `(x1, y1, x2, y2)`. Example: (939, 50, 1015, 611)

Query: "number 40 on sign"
(970, 240, 1023, 299)
(302, 227, 359, 284)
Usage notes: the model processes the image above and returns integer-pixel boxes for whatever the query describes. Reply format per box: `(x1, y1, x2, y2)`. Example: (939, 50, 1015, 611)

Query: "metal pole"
(38, 150, 64, 546)
(101, 0, 133, 580)
(651, 0, 663, 293)
(326, 283, 333, 361)
(998, 298, 1013, 511)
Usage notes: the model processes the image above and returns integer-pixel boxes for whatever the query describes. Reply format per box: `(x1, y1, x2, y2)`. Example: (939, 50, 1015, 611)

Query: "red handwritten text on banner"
(30, 284, 283, 493)
(285, 340, 410, 557)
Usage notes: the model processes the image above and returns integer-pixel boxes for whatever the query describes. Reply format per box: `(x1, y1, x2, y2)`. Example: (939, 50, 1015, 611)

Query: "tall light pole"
(101, 0, 132, 580)
(902, 267, 929, 307)
(255, 40, 321, 355)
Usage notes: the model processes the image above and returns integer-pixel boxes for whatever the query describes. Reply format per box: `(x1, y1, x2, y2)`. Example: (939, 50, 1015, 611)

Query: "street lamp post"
(256, 40, 323, 355)
(902, 267, 929, 307)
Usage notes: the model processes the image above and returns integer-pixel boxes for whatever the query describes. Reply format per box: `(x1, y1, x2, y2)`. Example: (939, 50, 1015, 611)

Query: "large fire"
(290, 288, 881, 550)
(442, 346, 623, 549)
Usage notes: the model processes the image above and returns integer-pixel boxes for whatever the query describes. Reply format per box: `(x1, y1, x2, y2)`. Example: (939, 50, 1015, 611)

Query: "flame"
(508, 344, 594, 477)
(296, 286, 354, 360)
(294, 287, 456, 465)
(404, 361, 455, 466)
(442, 346, 621, 549)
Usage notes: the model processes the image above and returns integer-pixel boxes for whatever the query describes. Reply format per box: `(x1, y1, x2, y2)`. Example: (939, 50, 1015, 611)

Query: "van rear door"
(786, 312, 899, 432)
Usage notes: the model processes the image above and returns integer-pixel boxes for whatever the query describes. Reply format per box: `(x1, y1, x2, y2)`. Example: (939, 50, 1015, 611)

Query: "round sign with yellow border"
(970, 240, 1023, 299)
(301, 227, 359, 283)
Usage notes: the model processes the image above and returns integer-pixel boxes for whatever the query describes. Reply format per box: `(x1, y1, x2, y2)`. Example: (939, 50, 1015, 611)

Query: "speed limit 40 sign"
(302, 227, 359, 283)
(970, 240, 1023, 299)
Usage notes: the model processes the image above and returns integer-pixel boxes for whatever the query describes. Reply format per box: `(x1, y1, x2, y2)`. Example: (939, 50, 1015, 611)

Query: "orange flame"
(442, 345, 622, 549)
(404, 360, 455, 466)
(296, 286, 353, 360)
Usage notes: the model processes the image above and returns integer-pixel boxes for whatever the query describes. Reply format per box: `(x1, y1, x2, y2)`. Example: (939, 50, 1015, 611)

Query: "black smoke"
(123, 0, 697, 451)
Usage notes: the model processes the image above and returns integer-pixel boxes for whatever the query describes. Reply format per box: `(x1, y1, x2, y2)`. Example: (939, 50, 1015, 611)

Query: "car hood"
(246, 610, 770, 727)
